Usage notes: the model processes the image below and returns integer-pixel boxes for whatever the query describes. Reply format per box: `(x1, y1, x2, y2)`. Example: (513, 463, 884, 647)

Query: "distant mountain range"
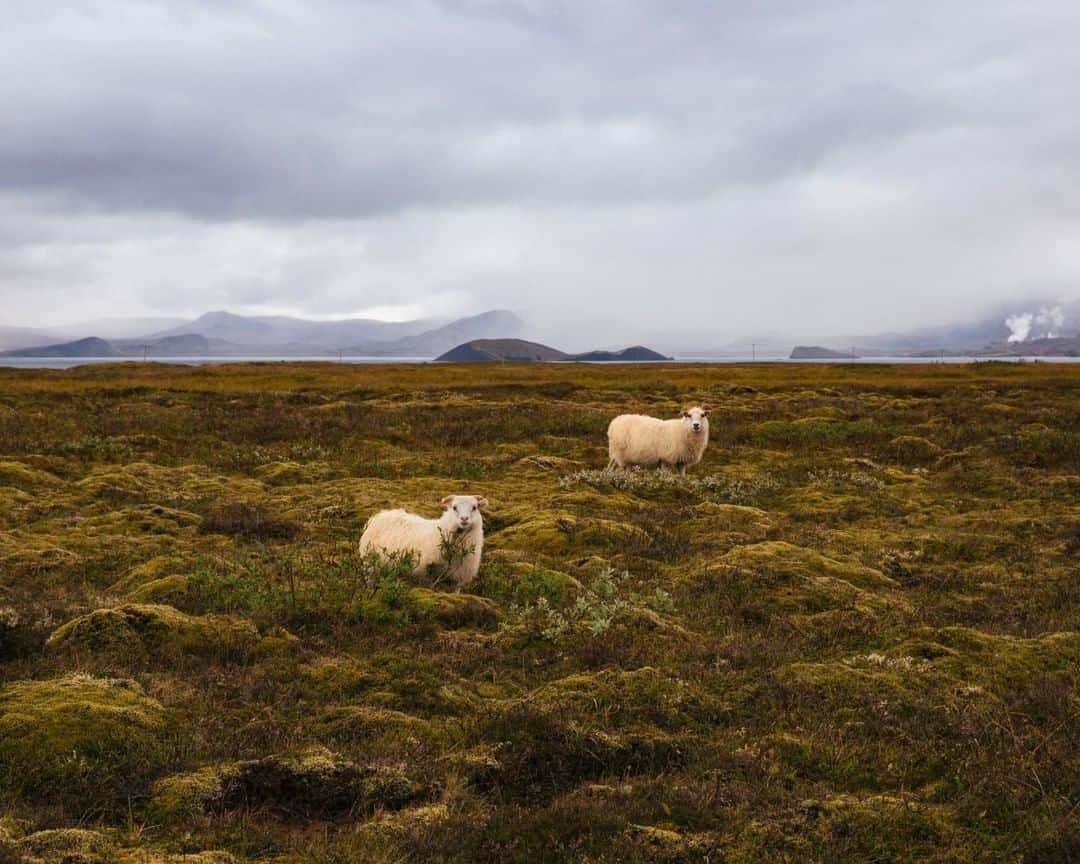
(846, 299, 1080, 355)
(436, 339, 671, 362)
(4, 299, 1079, 359)
(0, 326, 56, 352)
(787, 300, 1080, 358)
(1, 310, 525, 358)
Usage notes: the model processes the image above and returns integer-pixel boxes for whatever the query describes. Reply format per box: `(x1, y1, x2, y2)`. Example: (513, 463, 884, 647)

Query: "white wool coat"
(607, 413, 709, 474)
(359, 502, 484, 588)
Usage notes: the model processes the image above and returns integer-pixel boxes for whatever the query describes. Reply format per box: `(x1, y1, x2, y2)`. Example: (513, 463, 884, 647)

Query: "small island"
(572, 346, 672, 362)
(790, 345, 857, 359)
(436, 339, 671, 362)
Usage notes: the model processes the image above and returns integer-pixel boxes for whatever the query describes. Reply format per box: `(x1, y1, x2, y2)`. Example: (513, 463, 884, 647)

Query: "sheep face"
(682, 406, 709, 434)
(440, 495, 488, 532)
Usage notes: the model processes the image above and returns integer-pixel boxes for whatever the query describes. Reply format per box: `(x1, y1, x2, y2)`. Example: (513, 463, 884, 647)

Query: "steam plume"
(1005, 312, 1033, 342)
(1005, 304, 1066, 342)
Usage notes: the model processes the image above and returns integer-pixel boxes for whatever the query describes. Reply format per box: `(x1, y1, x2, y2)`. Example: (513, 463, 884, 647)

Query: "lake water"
(2, 354, 1079, 369)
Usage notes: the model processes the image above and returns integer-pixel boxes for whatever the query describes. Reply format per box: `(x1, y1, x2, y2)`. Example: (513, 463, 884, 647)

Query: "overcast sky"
(2, 0, 1079, 338)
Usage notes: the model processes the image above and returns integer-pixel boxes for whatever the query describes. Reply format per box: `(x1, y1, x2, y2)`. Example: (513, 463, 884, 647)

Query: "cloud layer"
(2, 0, 1079, 336)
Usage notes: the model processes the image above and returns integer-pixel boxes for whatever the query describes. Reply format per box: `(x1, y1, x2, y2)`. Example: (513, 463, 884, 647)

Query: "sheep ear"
(683, 411, 691, 418)
(476, 497, 489, 510)
(440, 495, 454, 507)
(702, 408, 709, 417)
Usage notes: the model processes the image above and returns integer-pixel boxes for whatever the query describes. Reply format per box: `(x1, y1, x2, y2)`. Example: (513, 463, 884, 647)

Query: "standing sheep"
(358, 494, 488, 589)
(607, 406, 710, 476)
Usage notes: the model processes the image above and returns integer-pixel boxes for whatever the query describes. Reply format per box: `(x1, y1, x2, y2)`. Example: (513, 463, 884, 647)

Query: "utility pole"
(141, 344, 149, 362)
(751, 343, 756, 362)
(337, 348, 343, 364)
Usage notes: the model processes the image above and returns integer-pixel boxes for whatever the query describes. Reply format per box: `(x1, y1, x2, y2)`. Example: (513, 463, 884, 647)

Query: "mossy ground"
(0, 361, 1076, 862)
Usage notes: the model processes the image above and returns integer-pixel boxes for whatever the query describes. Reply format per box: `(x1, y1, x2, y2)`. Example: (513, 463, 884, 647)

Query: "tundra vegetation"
(0, 360, 1076, 863)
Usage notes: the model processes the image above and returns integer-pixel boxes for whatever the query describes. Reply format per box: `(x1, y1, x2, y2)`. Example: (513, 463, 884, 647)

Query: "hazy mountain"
(49, 317, 188, 340)
(152, 310, 442, 350)
(112, 334, 215, 356)
(3, 309, 527, 358)
(850, 298, 1080, 354)
(0, 325, 57, 351)
(9, 298, 1080, 360)
(366, 310, 525, 356)
(3, 337, 116, 358)
(973, 336, 1080, 357)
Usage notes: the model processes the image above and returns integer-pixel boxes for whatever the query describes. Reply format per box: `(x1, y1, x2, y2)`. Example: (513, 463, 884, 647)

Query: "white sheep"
(358, 494, 488, 589)
(607, 406, 710, 476)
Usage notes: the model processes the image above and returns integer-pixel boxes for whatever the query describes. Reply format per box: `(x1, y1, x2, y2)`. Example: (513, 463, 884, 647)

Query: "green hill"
(3, 336, 115, 357)
(437, 340, 671, 362)
(790, 345, 858, 359)
(436, 338, 568, 362)
(572, 345, 671, 361)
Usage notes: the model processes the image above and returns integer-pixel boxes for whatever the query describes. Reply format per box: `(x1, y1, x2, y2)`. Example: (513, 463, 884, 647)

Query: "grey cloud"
(1, 0, 1079, 332)
(727, 85, 948, 182)
(7, 0, 1066, 220)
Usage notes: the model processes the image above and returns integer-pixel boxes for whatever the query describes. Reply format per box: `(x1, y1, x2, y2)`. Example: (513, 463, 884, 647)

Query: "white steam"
(1005, 304, 1065, 342)
(1035, 305, 1065, 339)
(1005, 312, 1033, 342)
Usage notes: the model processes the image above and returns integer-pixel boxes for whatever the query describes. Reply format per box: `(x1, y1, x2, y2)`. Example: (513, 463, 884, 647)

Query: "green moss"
(316, 705, 437, 744)
(14, 830, 238, 864)
(128, 854, 238, 864)
(491, 513, 648, 559)
(0, 546, 79, 580)
(1, 359, 1077, 861)
(439, 743, 504, 789)
(0, 675, 167, 800)
(151, 746, 428, 822)
(751, 417, 898, 448)
(46, 603, 258, 663)
(621, 824, 713, 863)
(474, 561, 583, 606)
(795, 795, 958, 863)
(252, 627, 302, 661)
(720, 541, 896, 592)
(109, 555, 191, 594)
(702, 541, 902, 623)
(888, 434, 944, 465)
(480, 668, 709, 793)
(411, 589, 501, 630)
(0, 461, 61, 493)
(254, 460, 331, 485)
(755, 657, 1009, 790)
(150, 764, 239, 822)
(684, 502, 775, 546)
(127, 574, 190, 603)
(15, 828, 115, 861)
(894, 626, 1080, 694)
(357, 802, 453, 840)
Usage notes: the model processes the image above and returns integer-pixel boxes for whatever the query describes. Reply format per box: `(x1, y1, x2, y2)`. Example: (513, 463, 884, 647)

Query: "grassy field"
(0, 361, 1077, 863)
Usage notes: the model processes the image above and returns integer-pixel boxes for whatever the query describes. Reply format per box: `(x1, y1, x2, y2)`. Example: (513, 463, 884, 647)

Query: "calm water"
(2, 355, 1079, 369)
